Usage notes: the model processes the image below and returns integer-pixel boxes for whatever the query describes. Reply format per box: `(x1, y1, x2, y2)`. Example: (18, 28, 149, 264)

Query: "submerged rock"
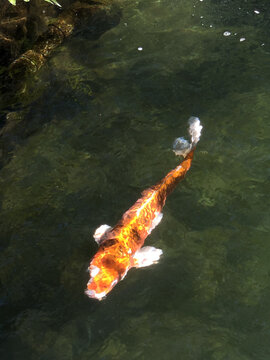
(0, 0, 121, 161)
(7, 1, 121, 80)
(0, 0, 121, 104)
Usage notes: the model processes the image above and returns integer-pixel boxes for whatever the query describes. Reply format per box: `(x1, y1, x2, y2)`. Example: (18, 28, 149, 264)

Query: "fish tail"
(173, 116, 203, 157)
(188, 116, 203, 147)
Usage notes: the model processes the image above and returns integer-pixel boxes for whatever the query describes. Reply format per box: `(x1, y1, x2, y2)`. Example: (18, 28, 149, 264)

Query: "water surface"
(1, 0, 270, 359)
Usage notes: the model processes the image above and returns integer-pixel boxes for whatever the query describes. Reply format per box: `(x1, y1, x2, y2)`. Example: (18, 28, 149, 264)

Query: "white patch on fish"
(90, 265, 100, 278)
(147, 212, 163, 234)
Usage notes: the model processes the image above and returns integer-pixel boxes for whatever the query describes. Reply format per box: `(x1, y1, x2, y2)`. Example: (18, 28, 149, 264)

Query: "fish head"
(85, 252, 129, 300)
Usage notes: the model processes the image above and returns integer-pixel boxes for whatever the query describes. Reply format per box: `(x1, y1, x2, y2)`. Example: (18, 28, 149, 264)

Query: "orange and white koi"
(85, 117, 203, 300)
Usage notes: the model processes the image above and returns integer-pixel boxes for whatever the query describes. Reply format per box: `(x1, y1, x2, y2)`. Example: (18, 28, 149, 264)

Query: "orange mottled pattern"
(87, 148, 195, 298)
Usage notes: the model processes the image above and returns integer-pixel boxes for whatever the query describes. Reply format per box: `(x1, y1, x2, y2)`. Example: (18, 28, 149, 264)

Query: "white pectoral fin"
(93, 224, 112, 244)
(133, 246, 163, 268)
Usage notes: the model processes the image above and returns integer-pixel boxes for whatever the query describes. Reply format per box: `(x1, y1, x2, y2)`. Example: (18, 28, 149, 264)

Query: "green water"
(1, 0, 270, 359)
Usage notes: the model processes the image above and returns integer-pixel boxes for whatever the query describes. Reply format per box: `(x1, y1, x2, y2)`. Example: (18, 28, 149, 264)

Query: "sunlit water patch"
(0, 0, 270, 359)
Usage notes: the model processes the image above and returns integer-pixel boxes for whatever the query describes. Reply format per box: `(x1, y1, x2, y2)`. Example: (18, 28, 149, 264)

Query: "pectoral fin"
(93, 224, 112, 244)
(133, 246, 163, 268)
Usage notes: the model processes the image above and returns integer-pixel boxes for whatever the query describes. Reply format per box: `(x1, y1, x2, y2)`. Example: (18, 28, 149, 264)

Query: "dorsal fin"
(122, 186, 157, 221)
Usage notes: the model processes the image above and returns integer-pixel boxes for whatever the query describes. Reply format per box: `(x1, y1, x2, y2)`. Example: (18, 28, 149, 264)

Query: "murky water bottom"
(1, 0, 270, 359)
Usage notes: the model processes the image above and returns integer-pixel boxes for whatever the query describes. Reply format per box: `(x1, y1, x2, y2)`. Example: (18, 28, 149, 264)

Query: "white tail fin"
(173, 117, 202, 157)
(188, 116, 202, 146)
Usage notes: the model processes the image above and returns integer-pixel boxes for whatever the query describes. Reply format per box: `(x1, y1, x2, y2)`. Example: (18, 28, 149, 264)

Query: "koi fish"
(86, 117, 203, 300)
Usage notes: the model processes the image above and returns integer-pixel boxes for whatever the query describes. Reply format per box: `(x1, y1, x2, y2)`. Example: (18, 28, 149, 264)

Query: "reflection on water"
(1, 0, 270, 359)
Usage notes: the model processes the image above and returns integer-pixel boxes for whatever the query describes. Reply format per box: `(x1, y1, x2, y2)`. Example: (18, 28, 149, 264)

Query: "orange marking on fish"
(85, 117, 202, 300)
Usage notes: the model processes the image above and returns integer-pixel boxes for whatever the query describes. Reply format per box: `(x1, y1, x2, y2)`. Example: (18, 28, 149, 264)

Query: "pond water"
(1, 0, 270, 359)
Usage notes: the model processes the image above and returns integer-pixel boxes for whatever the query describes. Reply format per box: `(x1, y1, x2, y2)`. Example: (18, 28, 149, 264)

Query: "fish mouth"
(85, 289, 107, 301)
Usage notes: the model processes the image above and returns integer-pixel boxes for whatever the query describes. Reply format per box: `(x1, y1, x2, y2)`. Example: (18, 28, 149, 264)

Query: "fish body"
(86, 117, 202, 300)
